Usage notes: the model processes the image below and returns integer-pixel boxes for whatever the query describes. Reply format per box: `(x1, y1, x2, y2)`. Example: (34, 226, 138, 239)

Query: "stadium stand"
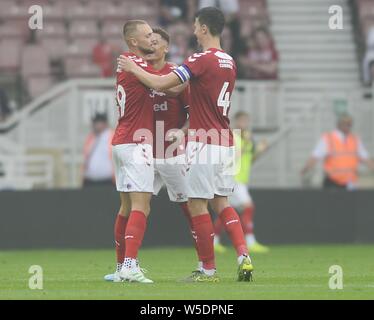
(0, 0, 275, 104)
(352, 0, 374, 85)
(1, 0, 373, 190)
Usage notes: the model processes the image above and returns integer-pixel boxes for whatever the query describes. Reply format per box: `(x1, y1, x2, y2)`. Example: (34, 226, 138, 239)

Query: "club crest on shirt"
(149, 89, 166, 98)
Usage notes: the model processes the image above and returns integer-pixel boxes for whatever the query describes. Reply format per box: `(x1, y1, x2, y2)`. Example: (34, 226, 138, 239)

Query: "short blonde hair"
(123, 20, 147, 40)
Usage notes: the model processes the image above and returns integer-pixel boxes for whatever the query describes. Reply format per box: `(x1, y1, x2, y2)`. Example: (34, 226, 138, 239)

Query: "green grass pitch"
(0, 245, 373, 300)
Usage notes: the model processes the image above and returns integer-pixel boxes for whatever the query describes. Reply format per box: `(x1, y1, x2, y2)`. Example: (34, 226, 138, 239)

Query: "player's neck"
(128, 46, 146, 59)
(201, 37, 222, 52)
(150, 58, 166, 71)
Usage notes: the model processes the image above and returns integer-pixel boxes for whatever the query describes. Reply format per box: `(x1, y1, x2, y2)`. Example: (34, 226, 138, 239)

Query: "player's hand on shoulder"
(117, 55, 136, 73)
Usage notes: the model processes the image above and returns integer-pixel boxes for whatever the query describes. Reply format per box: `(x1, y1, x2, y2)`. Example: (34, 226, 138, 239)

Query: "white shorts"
(153, 155, 188, 202)
(112, 143, 154, 193)
(230, 183, 253, 208)
(184, 142, 235, 199)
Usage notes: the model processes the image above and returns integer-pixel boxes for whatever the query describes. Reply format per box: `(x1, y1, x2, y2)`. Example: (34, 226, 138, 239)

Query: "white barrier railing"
(1, 78, 373, 189)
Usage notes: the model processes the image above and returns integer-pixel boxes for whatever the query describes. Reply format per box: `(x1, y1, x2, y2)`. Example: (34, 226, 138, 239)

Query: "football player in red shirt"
(147, 28, 205, 273)
(110, 20, 157, 283)
(106, 27, 204, 282)
(118, 7, 254, 282)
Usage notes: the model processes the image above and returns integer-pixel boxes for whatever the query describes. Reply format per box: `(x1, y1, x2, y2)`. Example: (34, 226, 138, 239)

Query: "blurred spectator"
(167, 22, 192, 64)
(301, 114, 374, 190)
(363, 27, 374, 85)
(159, 0, 189, 26)
(82, 113, 114, 187)
(0, 88, 11, 122)
(92, 38, 119, 78)
(198, 0, 241, 57)
(238, 28, 279, 80)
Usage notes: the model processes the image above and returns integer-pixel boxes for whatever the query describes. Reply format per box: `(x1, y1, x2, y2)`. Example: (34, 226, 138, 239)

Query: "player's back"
(175, 48, 236, 146)
(112, 52, 156, 146)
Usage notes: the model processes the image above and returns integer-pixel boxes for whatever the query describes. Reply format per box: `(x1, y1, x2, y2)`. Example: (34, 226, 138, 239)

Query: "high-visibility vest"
(323, 131, 359, 186)
(234, 132, 255, 185)
(83, 129, 115, 179)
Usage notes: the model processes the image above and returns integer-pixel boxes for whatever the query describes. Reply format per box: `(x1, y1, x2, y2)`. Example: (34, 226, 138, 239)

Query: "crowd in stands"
(0, 0, 279, 110)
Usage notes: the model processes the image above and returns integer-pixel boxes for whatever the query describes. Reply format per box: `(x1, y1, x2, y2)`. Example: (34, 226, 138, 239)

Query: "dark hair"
(92, 113, 108, 123)
(123, 20, 147, 39)
(152, 27, 170, 44)
(234, 111, 250, 120)
(195, 6, 225, 37)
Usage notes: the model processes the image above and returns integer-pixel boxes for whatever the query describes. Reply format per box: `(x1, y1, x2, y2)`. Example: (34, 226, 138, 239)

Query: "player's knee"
(131, 203, 151, 216)
(187, 199, 207, 216)
(118, 206, 130, 217)
(211, 199, 230, 215)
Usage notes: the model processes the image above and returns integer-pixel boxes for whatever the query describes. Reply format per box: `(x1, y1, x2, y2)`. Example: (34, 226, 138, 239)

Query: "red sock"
(241, 205, 254, 235)
(191, 214, 215, 270)
(114, 213, 128, 264)
(213, 217, 224, 236)
(180, 203, 203, 262)
(220, 207, 248, 256)
(124, 211, 147, 259)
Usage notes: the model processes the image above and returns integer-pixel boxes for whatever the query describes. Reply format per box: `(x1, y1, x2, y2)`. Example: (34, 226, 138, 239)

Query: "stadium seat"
(106, 37, 128, 52)
(36, 21, 67, 39)
(4, 2, 29, 21)
(0, 39, 23, 71)
(66, 39, 98, 57)
(66, 0, 100, 21)
(101, 21, 123, 38)
(19, 0, 50, 5)
(43, 2, 65, 22)
(69, 20, 99, 39)
(40, 38, 69, 60)
(99, 1, 133, 23)
(0, 20, 31, 41)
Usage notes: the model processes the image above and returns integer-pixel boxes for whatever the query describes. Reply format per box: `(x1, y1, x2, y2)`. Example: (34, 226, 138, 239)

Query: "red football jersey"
(112, 52, 157, 146)
(173, 48, 236, 146)
(153, 62, 189, 159)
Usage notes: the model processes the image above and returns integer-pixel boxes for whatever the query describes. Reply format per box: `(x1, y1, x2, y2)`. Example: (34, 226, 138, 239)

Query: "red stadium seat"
(69, 20, 99, 39)
(4, 2, 29, 21)
(35, 21, 67, 60)
(106, 37, 127, 52)
(101, 21, 123, 38)
(66, 39, 98, 57)
(43, 2, 65, 22)
(0, 20, 31, 41)
(36, 21, 67, 39)
(40, 37, 69, 60)
(99, 1, 133, 23)
(66, 0, 100, 21)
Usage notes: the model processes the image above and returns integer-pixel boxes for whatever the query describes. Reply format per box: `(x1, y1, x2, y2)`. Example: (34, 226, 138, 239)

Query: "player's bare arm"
(163, 82, 189, 97)
(117, 55, 182, 91)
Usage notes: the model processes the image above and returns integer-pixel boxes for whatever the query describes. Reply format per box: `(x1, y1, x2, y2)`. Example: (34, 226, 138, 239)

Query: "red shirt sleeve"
(173, 53, 207, 82)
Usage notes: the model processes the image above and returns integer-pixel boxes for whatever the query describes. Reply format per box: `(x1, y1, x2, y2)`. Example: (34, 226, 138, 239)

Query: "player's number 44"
(218, 82, 230, 116)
